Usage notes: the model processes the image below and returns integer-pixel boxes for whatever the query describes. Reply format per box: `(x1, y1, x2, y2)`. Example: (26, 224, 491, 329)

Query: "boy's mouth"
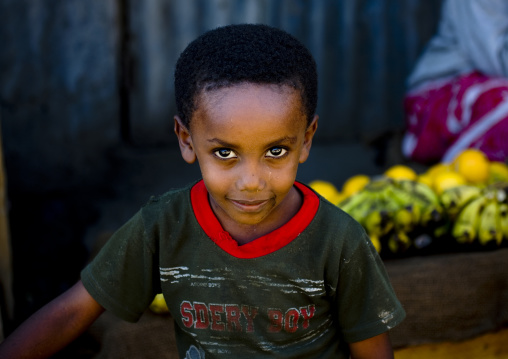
(230, 199, 269, 212)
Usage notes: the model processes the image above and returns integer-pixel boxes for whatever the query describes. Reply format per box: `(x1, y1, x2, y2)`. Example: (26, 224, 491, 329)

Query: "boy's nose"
(236, 162, 266, 192)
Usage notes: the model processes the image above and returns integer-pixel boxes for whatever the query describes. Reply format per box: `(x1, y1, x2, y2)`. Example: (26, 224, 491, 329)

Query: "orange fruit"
(384, 165, 418, 181)
(452, 149, 490, 185)
(341, 174, 370, 198)
(425, 162, 452, 179)
(433, 171, 467, 195)
(308, 180, 341, 204)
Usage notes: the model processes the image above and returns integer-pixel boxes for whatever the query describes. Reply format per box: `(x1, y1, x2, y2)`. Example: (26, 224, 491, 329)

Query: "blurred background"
(0, 0, 444, 347)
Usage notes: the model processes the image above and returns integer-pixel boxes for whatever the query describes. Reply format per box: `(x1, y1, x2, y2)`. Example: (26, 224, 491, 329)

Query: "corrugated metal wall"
(0, 0, 444, 191)
(126, 0, 444, 145)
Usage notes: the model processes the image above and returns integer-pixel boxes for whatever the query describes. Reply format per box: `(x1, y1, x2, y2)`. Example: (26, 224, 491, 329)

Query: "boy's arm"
(349, 332, 394, 359)
(0, 280, 105, 359)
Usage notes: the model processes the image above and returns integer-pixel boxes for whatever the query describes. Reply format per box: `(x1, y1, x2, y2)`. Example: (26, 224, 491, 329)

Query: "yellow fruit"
(341, 174, 370, 197)
(425, 162, 452, 179)
(308, 180, 341, 204)
(335, 192, 347, 204)
(488, 161, 508, 184)
(149, 293, 169, 314)
(452, 148, 490, 185)
(369, 235, 382, 253)
(384, 165, 418, 181)
(417, 173, 434, 188)
(433, 171, 467, 195)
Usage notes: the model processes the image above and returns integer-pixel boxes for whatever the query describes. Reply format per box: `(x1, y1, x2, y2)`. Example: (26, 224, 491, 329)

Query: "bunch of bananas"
(443, 184, 508, 247)
(338, 177, 445, 255)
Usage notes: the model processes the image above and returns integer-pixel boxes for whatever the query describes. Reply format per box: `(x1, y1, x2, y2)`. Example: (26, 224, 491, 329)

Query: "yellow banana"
(498, 203, 508, 243)
(409, 204, 422, 226)
(439, 185, 483, 219)
(477, 199, 503, 246)
(387, 231, 412, 254)
(393, 206, 416, 233)
(452, 195, 488, 244)
(363, 209, 393, 238)
(419, 205, 444, 228)
(369, 234, 382, 253)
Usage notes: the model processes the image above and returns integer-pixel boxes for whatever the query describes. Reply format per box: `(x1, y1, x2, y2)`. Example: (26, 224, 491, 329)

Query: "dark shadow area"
(6, 189, 100, 335)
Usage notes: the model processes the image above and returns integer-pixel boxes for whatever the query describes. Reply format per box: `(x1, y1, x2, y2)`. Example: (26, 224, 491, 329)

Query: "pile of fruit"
(309, 148, 508, 258)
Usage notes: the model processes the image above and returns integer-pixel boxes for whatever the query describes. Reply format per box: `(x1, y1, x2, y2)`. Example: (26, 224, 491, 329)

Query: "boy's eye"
(266, 147, 287, 158)
(214, 148, 237, 159)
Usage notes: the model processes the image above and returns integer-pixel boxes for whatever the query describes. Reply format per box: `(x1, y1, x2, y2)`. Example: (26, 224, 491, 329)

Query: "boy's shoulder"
(137, 181, 199, 226)
(141, 181, 198, 208)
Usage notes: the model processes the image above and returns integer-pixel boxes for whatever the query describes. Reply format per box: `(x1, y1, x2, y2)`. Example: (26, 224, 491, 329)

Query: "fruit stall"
(308, 148, 508, 356)
(309, 148, 508, 260)
(82, 148, 508, 358)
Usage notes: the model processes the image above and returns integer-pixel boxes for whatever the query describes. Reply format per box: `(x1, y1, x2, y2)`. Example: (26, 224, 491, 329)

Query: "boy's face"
(175, 83, 318, 240)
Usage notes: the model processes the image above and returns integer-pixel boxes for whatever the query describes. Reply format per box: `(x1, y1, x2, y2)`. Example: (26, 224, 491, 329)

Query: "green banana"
(345, 193, 381, 224)
(337, 189, 373, 214)
(498, 203, 508, 243)
(452, 195, 488, 244)
(386, 186, 426, 227)
(384, 185, 416, 208)
(376, 192, 402, 214)
(393, 179, 444, 227)
(477, 199, 503, 246)
(396, 179, 441, 207)
(439, 185, 483, 219)
(364, 177, 393, 193)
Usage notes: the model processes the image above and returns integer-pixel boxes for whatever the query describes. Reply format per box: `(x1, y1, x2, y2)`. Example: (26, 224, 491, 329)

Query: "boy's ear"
(299, 115, 318, 164)
(174, 116, 197, 164)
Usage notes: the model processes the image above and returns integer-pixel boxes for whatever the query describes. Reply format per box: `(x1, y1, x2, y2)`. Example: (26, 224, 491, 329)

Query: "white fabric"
(408, 0, 508, 89)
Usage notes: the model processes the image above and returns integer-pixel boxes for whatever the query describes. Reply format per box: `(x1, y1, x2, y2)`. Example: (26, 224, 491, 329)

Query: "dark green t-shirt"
(81, 180, 405, 358)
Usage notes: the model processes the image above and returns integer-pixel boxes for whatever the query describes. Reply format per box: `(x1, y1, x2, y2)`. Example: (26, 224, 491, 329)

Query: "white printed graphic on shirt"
(160, 266, 325, 295)
(159, 265, 333, 355)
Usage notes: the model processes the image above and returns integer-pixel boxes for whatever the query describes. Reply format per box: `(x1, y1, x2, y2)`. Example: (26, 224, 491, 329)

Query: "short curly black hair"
(174, 23, 318, 129)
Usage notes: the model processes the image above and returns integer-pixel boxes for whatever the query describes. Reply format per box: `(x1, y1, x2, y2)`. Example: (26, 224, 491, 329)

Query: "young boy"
(0, 24, 405, 358)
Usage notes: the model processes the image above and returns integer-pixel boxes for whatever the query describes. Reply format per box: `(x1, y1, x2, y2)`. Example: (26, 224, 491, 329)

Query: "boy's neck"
(212, 185, 303, 245)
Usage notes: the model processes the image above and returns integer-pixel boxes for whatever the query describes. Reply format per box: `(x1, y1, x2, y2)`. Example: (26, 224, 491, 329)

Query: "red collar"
(191, 180, 319, 259)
